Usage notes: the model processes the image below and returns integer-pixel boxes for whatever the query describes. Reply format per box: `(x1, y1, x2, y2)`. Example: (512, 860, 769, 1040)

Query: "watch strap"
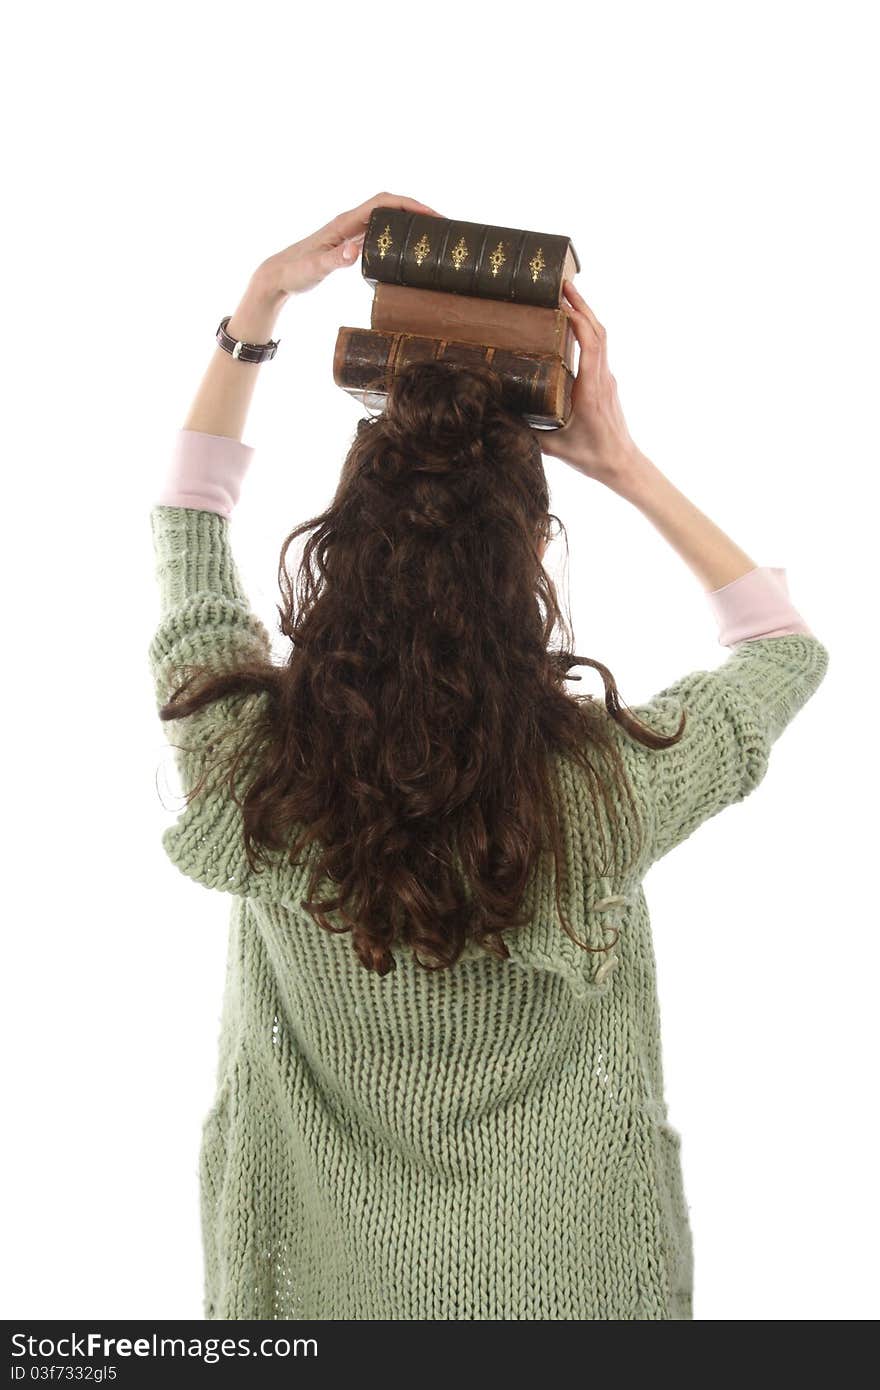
(216, 315, 280, 363)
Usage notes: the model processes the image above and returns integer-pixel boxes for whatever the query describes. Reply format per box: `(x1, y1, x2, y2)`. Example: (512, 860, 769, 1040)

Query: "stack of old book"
(333, 207, 581, 429)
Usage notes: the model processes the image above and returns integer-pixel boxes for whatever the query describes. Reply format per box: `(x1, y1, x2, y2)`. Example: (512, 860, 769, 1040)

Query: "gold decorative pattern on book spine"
(376, 224, 393, 259)
(451, 236, 468, 270)
(413, 233, 431, 266)
(529, 247, 546, 282)
(488, 241, 507, 277)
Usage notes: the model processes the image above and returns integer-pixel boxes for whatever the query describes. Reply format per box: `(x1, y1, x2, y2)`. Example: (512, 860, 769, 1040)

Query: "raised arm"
(541, 279, 809, 600)
(537, 280, 829, 866)
(149, 193, 445, 814)
(176, 190, 444, 446)
(538, 277, 816, 643)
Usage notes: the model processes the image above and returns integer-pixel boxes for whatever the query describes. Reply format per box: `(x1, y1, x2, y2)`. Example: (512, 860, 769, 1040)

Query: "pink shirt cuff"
(155, 428, 256, 519)
(707, 565, 813, 646)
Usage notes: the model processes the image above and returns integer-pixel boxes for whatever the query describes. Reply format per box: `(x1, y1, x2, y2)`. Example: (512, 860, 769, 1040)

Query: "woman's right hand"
(533, 280, 643, 484)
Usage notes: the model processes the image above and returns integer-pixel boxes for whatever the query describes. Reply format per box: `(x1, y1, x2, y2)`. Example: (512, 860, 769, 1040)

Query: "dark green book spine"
(361, 207, 580, 309)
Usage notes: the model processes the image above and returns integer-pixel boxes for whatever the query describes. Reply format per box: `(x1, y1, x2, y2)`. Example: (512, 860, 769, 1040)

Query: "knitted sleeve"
(619, 633, 830, 866)
(148, 504, 273, 804)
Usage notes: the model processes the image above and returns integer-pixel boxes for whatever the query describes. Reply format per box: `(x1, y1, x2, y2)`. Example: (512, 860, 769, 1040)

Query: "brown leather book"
(333, 326, 574, 429)
(361, 207, 580, 309)
(370, 284, 577, 368)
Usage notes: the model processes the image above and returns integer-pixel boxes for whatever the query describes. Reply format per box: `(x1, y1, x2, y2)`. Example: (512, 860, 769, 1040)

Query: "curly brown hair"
(159, 359, 684, 975)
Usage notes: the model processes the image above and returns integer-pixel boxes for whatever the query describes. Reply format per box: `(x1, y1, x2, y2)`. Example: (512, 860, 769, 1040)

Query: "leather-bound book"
(370, 284, 576, 369)
(333, 326, 575, 429)
(361, 207, 580, 309)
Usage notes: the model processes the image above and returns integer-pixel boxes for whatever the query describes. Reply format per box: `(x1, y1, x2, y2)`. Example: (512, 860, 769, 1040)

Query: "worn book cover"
(333, 325, 574, 429)
(370, 284, 576, 369)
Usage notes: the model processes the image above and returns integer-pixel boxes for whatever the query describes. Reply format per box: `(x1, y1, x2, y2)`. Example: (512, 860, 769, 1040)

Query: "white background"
(2, 0, 877, 1321)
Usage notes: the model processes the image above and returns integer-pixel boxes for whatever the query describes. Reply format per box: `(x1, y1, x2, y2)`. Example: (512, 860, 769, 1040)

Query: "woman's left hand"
(254, 191, 445, 299)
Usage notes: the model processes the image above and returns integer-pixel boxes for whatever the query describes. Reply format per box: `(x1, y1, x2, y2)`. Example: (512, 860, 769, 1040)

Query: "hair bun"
(382, 359, 506, 461)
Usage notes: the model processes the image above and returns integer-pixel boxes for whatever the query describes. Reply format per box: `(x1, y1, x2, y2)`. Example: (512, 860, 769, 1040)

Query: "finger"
(301, 242, 356, 285)
(357, 191, 444, 218)
(307, 195, 444, 252)
(562, 298, 601, 359)
(301, 221, 366, 257)
(337, 193, 443, 240)
(563, 280, 606, 345)
(327, 238, 363, 271)
(307, 213, 404, 253)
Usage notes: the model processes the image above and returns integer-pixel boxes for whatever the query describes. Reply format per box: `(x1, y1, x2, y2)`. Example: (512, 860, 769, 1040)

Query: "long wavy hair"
(159, 360, 685, 975)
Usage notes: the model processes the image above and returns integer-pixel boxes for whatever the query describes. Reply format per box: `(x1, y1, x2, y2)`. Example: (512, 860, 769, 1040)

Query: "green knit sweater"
(148, 504, 829, 1321)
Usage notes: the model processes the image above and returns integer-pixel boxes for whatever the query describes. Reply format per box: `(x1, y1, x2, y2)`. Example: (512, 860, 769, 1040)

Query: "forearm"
(182, 269, 288, 442)
(608, 448, 759, 592)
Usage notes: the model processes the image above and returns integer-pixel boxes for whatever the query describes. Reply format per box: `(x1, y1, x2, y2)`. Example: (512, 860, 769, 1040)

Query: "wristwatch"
(216, 315, 280, 364)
